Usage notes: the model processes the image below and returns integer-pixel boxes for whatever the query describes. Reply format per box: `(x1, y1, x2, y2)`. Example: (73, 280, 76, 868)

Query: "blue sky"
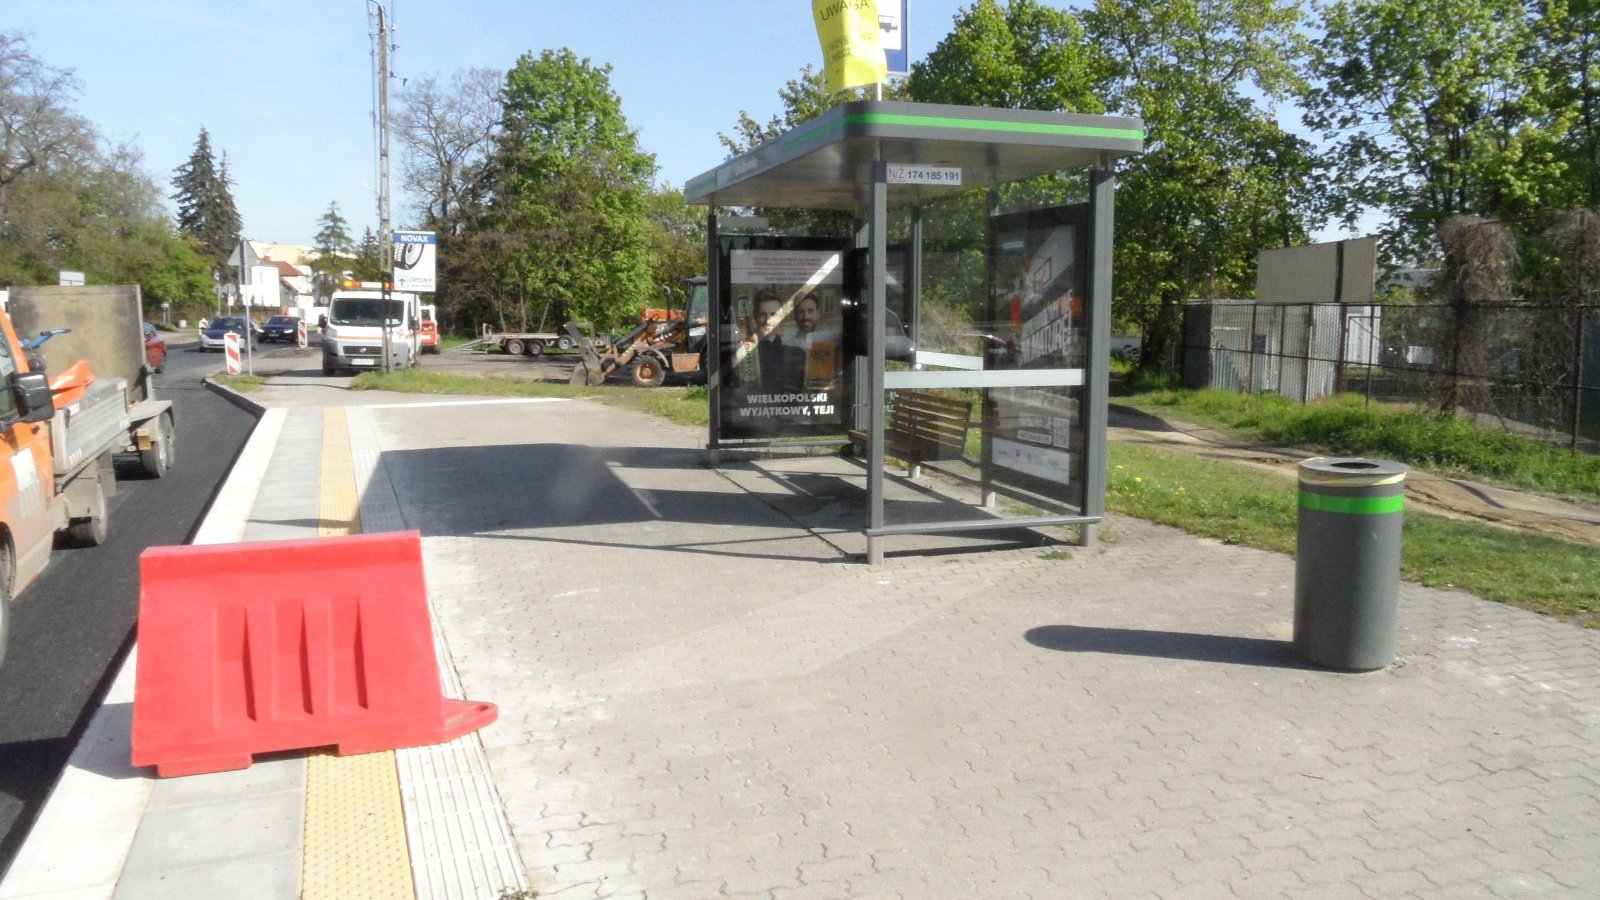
(9, 1, 976, 246)
(11, 1, 1369, 249)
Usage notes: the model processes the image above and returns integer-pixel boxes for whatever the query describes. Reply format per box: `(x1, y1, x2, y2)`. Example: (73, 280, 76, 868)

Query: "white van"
(321, 287, 421, 375)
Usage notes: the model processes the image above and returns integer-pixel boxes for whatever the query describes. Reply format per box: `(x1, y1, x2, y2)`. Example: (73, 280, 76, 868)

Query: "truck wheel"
(141, 412, 175, 478)
(506, 339, 526, 356)
(632, 352, 668, 388)
(527, 340, 544, 357)
(66, 478, 108, 548)
(557, 335, 574, 351)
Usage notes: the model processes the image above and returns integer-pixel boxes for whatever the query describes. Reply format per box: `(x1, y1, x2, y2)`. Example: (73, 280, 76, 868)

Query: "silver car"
(198, 317, 257, 352)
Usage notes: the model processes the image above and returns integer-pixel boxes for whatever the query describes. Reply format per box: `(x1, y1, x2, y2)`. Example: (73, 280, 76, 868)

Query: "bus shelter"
(686, 101, 1144, 563)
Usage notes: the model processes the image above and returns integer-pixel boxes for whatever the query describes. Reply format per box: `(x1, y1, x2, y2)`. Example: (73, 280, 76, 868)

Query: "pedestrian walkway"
(3, 375, 1598, 899)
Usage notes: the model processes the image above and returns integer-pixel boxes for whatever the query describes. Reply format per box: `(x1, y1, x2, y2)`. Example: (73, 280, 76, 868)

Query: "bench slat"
(850, 389, 974, 464)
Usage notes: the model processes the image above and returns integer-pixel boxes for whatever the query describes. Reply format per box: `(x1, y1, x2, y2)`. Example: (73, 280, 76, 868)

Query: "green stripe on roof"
(783, 112, 1144, 153)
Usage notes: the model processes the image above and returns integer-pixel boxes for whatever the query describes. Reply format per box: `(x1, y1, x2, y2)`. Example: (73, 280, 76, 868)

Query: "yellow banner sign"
(812, 0, 887, 92)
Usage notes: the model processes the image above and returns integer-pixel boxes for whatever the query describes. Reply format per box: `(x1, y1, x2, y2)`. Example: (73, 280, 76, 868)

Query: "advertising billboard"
(392, 230, 437, 293)
(716, 236, 852, 440)
(986, 203, 1091, 509)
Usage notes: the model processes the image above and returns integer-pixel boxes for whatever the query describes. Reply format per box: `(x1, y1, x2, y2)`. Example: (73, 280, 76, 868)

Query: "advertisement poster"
(987, 204, 1090, 506)
(719, 241, 850, 439)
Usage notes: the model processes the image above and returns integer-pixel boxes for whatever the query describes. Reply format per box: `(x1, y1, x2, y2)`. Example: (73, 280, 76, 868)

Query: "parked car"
(143, 323, 167, 373)
(260, 314, 300, 343)
(198, 316, 258, 352)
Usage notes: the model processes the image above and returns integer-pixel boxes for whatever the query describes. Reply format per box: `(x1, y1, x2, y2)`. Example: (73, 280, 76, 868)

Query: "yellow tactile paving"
(302, 751, 415, 900)
(302, 406, 416, 899)
(318, 407, 361, 537)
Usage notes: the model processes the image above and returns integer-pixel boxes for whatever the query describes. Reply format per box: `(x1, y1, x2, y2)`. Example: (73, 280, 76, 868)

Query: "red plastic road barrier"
(131, 530, 497, 778)
(223, 331, 241, 375)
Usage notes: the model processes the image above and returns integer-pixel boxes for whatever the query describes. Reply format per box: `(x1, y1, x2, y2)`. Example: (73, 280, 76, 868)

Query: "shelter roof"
(685, 101, 1143, 212)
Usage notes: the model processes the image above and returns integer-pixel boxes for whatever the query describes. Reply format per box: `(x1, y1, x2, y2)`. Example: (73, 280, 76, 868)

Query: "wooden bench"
(849, 389, 975, 477)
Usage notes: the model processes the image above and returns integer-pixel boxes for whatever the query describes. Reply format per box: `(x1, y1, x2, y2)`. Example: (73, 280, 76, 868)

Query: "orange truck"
(0, 285, 175, 668)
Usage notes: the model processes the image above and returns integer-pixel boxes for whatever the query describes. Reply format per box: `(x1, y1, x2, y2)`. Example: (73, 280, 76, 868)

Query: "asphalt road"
(0, 338, 260, 879)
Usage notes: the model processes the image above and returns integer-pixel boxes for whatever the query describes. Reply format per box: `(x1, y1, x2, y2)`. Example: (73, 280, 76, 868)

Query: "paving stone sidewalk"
(344, 393, 1600, 900)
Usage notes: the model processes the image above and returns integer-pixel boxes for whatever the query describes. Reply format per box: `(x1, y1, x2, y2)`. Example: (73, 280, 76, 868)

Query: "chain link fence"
(1181, 300, 1600, 451)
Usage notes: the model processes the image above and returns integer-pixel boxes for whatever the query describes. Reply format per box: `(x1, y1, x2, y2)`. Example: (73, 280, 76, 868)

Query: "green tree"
(645, 187, 707, 298)
(1085, 0, 1320, 366)
(907, 0, 1106, 112)
(170, 127, 241, 272)
(0, 32, 92, 238)
(1308, 0, 1570, 261)
(1546, 0, 1600, 207)
(469, 49, 657, 329)
(352, 227, 385, 282)
(312, 201, 354, 296)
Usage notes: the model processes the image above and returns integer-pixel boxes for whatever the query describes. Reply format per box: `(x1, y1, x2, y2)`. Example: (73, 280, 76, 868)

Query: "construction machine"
(567, 277, 709, 387)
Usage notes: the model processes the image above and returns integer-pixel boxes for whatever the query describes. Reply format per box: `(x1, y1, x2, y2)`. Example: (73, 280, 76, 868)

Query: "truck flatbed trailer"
(457, 326, 609, 357)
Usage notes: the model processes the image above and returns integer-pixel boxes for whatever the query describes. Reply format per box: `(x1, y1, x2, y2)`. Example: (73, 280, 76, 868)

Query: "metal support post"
(867, 162, 888, 566)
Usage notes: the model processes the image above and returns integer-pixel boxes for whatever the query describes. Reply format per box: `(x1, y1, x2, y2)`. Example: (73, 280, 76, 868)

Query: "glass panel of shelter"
(704, 191, 1103, 553)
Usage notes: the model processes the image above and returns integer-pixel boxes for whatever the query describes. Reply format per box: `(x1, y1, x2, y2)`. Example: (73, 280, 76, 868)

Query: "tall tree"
(1085, 0, 1320, 366)
(1309, 0, 1570, 262)
(0, 31, 91, 233)
(907, 0, 1106, 112)
(1546, 0, 1600, 208)
(0, 34, 207, 315)
(645, 187, 707, 297)
(311, 201, 353, 297)
(171, 127, 241, 272)
(469, 49, 657, 328)
(353, 226, 385, 282)
(394, 67, 501, 231)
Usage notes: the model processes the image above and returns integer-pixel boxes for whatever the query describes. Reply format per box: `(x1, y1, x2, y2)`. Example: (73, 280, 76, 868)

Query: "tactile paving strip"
(348, 403, 529, 898)
(318, 407, 360, 537)
(302, 406, 417, 899)
(302, 751, 415, 900)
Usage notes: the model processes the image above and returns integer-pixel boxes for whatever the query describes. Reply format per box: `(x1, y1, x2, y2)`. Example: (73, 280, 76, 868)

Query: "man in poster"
(747, 289, 807, 392)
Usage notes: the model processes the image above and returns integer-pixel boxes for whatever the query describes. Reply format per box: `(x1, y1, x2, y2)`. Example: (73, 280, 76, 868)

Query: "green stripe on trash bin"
(1299, 491, 1405, 515)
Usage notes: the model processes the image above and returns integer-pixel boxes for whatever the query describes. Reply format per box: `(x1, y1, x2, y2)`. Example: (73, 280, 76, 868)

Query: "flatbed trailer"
(466, 325, 609, 356)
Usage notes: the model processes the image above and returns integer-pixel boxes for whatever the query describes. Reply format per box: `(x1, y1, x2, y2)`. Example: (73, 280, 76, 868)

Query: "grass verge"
(1113, 388, 1600, 500)
(1109, 442, 1599, 626)
(213, 373, 267, 393)
(348, 370, 710, 428)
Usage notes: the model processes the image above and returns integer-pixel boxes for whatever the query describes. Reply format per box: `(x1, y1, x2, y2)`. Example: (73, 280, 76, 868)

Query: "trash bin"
(1293, 457, 1409, 671)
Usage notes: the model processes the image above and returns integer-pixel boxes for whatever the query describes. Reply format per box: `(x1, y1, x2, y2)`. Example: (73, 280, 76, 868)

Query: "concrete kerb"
(200, 376, 266, 417)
